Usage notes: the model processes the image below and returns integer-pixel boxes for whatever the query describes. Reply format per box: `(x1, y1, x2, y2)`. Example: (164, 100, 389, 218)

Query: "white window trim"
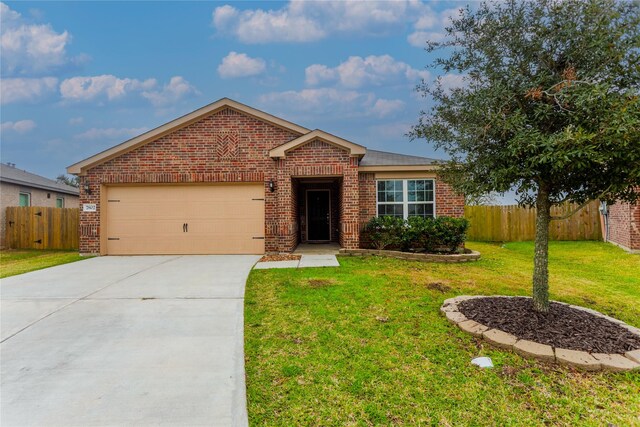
(56, 196, 64, 208)
(376, 179, 436, 220)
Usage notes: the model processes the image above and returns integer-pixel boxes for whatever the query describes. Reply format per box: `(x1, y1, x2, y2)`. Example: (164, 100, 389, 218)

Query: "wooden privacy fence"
(464, 200, 602, 241)
(5, 207, 79, 250)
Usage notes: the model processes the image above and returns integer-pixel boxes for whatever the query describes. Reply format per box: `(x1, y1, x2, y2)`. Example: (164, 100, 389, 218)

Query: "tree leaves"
(411, 0, 640, 206)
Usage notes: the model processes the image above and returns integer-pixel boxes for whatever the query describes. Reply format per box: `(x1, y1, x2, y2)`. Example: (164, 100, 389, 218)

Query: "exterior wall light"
(83, 180, 92, 195)
(269, 179, 275, 192)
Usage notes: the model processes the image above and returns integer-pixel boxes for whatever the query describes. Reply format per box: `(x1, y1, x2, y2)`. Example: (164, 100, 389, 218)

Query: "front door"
(307, 190, 331, 241)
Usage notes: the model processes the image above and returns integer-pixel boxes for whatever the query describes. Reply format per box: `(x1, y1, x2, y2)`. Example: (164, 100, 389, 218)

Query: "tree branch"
(550, 185, 613, 221)
(549, 198, 593, 220)
(541, 80, 594, 112)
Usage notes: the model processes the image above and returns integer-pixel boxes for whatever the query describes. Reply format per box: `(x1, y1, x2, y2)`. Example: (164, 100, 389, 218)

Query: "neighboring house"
(1, 163, 80, 248)
(67, 98, 463, 255)
(602, 196, 640, 252)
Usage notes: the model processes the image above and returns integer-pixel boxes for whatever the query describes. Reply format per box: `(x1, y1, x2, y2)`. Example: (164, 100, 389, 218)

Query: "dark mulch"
(458, 297, 640, 354)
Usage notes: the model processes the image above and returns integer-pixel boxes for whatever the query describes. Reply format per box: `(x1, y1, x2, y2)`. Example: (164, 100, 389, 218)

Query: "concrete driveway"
(1, 255, 260, 427)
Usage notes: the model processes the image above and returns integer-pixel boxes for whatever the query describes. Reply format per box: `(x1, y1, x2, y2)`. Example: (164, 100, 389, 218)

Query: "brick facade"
(606, 198, 640, 251)
(77, 105, 465, 255)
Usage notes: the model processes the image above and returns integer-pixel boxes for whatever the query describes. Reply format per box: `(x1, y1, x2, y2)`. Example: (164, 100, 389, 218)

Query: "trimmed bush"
(361, 216, 405, 250)
(430, 216, 470, 252)
(362, 216, 470, 253)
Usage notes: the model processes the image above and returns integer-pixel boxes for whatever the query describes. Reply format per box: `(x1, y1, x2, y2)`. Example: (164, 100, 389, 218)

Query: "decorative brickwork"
(215, 131, 239, 159)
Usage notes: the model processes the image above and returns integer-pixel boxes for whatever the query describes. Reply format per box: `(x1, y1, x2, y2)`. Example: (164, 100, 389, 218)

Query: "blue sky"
(1, 1, 469, 180)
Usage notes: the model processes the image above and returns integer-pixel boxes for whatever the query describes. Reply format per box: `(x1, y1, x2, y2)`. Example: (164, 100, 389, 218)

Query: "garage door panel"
(105, 184, 264, 255)
(106, 235, 192, 255)
(108, 219, 185, 237)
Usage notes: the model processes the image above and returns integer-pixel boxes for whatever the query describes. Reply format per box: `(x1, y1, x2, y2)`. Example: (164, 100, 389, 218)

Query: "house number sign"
(83, 204, 97, 212)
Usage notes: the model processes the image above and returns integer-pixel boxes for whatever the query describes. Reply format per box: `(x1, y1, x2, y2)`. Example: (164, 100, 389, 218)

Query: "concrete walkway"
(1, 255, 259, 427)
(253, 254, 340, 269)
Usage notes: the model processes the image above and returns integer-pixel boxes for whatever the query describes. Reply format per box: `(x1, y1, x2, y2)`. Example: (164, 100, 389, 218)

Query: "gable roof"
(67, 98, 311, 175)
(1, 163, 79, 195)
(269, 129, 367, 159)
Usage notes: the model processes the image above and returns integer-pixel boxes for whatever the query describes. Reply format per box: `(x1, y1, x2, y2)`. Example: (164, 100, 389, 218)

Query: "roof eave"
(358, 164, 441, 172)
(0, 177, 79, 195)
(269, 129, 367, 159)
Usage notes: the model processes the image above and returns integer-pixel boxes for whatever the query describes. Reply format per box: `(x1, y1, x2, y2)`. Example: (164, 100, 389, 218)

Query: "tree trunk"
(533, 187, 551, 313)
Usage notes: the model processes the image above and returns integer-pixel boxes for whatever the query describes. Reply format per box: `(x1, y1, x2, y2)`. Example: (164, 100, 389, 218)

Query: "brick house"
(1, 163, 79, 248)
(68, 98, 464, 255)
(602, 197, 640, 252)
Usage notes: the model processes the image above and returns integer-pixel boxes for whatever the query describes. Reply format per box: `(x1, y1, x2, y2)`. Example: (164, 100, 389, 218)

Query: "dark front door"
(307, 190, 331, 241)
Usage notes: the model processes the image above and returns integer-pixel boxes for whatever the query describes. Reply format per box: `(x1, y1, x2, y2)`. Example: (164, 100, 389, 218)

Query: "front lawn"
(0, 249, 86, 278)
(245, 241, 640, 426)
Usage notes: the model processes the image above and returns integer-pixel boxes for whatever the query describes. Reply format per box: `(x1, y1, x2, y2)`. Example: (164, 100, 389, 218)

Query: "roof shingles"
(0, 164, 79, 195)
(359, 149, 440, 166)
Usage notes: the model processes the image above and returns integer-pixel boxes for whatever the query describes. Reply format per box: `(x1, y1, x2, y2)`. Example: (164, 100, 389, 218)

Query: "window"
(377, 179, 435, 219)
(56, 197, 64, 208)
(377, 180, 404, 217)
(19, 192, 31, 207)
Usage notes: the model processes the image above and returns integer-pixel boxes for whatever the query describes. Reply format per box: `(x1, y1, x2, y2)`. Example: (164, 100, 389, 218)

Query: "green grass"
(245, 241, 640, 426)
(0, 249, 87, 278)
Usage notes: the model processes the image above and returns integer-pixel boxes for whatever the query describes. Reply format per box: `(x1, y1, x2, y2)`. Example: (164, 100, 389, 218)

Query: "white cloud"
(438, 73, 467, 92)
(217, 52, 266, 78)
(305, 55, 429, 89)
(0, 77, 58, 104)
(0, 2, 79, 75)
(304, 64, 336, 86)
(1, 119, 36, 133)
(68, 116, 84, 125)
(212, 1, 436, 44)
(407, 6, 464, 48)
(258, 88, 403, 118)
(59, 74, 196, 106)
(59, 74, 156, 102)
(0, 2, 20, 26)
(407, 31, 447, 48)
(74, 127, 148, 140)
(142, 76, 198, 107)
(212, 4, 324, 43)
(370, 99, 405, 118)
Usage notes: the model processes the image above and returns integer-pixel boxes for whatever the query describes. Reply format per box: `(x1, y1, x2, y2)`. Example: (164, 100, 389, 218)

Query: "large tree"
(411, 0, 640, 312)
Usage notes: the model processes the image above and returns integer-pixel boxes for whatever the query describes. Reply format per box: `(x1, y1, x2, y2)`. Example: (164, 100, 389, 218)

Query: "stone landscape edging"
(441, 295, 640, 372)
(339, 248, 481, 263)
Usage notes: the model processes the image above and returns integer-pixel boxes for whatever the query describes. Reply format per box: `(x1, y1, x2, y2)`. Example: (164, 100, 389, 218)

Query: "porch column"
(275, 159, 296, 252)
(340, 158, 360, 249)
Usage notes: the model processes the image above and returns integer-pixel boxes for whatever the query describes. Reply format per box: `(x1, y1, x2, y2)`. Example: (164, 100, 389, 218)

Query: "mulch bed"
(258, 254, 301, 262)
(458, 297, 640, 354)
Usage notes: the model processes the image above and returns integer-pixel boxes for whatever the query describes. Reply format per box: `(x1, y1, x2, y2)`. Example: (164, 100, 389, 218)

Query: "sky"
(1, 1, 470, 182)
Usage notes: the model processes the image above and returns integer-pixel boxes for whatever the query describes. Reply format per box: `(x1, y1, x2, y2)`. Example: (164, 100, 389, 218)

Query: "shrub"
(403, 216, 431, 251)
(430, 217, 470, 253)
(362, 216, 405, 250)
(362, 216, 470, 253)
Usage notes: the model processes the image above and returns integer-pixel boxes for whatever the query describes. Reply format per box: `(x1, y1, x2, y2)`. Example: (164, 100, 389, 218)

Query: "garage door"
(104, 184, 265, 255)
